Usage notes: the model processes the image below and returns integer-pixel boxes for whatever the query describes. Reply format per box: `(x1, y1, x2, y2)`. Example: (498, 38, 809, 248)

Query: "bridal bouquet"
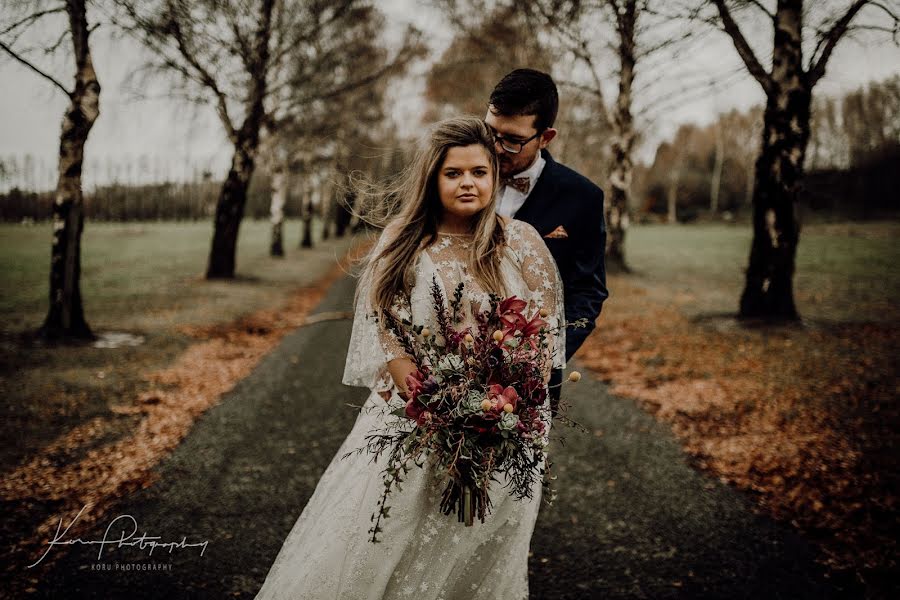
(353, 277, 583, 543)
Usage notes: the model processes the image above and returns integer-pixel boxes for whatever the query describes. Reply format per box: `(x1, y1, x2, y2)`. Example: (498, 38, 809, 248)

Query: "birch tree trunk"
(710, 126, 724, 214)
(735, 1, 809, 319)
(605, 0, 637, 272)
(713, 0, 870, 320)
(205, 0, 275, 279)
(667, 170, 679, 224)
(744, 160, 755, 209)
(39, 0, 100, 341)
(269, 168, 286, 256)
(741, 83, 809, 319)
(321, 189, 332, 241)
(207, 141, 258, 277)
(300, 189, 314, 248)
(335, 188, 354, 238)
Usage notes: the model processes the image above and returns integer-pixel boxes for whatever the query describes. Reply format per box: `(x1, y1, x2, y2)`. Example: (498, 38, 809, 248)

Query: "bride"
(254, 116, 565, 599)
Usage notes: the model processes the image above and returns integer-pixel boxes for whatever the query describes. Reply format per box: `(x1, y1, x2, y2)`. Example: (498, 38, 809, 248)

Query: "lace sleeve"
(342, 229, 413, 392)
(507, 220, 566, 370)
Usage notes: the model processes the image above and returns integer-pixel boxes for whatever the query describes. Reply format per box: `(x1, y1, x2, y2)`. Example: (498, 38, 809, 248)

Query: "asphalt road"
(26, 275, 854, 599)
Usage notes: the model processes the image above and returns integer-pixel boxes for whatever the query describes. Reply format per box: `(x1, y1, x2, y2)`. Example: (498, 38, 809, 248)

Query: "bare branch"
(276, 37, 419, 124)
(0, 38, 71, 97)
(636, 63, 748, 121)
(845, 23, 898, 35)
(0, 6, 66, 36)
(869, 1, 900, 22)
(745, 0, 774, 20)
(711, 0, 772, 93)
(840, 2, 900, 46)
(557, 78, 606, 100)
(43, 27, 70, 55)
(806, 0, 868, 86)
(165, 11, 238, 142)
(268, 0, 356, 70)
(635, 24, 696, 59)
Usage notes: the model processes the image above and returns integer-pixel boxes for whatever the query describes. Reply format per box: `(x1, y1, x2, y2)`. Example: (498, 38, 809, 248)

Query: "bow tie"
(501, 176, 531, 195)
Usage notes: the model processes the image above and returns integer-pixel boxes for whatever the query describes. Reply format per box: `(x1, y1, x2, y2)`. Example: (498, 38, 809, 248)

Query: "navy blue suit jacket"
(513, 150, 609, 361)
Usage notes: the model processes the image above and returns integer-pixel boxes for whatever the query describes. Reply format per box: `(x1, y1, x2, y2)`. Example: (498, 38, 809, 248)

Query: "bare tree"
(114, 0, 416, 275)
(707, 0, 899, 319)
(114, 0, 285, 278)
(1, 0, 101, 341)
(724, 106, 764, 209)
(426, 4, 555, 119)
(262, 2, 421, 251)
(667, 168, 680, 223)
(526, 0, 701, 271)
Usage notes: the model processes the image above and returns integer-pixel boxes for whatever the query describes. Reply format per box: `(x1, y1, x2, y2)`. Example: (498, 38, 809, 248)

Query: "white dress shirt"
(496, 153, 546, 218)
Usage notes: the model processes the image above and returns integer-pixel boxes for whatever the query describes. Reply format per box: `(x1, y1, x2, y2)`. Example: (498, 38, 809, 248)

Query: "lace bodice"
(343, 219, 565, 393)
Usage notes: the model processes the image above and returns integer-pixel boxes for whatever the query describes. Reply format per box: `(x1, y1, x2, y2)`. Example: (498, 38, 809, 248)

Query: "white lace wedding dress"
(255, 219, 565, 600)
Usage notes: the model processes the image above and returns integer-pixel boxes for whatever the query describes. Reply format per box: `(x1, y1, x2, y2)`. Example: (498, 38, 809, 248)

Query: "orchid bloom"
(498, 296, 527, 318)
(519, 312, 547, 337)
(405, 370, 425, 400)
(488, 384, 519, 412)
(500, 311, 547, 347)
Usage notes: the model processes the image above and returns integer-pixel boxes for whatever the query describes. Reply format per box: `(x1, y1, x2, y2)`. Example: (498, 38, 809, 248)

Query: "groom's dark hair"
(489, 68, 559, 132)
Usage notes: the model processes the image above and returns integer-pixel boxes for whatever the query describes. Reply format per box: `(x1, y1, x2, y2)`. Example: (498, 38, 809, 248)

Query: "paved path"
(29, 276, 852, 598)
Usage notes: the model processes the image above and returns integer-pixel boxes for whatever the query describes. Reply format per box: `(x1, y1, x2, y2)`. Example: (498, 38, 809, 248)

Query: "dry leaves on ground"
(2, 243, 369, 575)
(578, 275, 898, 582)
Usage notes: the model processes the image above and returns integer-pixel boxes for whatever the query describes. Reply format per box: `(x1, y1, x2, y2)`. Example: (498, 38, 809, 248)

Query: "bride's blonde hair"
(362, 116, 507, 316)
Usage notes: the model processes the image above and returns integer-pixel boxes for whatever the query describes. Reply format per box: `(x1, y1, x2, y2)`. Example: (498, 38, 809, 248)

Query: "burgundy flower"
(498, 296, 527, 317)
(404, 371, 440, 425)
(405, 397, 430, 424)
(487, 384, 519, 413)
(519, 312, 547, 337)
(405, 370, 425, 400)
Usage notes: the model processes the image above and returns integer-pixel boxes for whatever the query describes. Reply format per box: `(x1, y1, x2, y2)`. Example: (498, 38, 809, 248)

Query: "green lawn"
(623, 221, 900, 323)
(0, 218, 349, 334)
(3, 219, 896, 333)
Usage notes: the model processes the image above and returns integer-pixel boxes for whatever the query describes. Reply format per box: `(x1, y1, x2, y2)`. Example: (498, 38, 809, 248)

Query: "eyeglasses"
(485, 124, 542, 155)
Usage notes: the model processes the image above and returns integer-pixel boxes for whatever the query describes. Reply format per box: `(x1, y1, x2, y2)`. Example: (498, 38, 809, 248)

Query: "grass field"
(0, 218, 356, 470)
(3, 220, 895, 334)
(623, 221, 900, 323)
(0, 218, 350, 333)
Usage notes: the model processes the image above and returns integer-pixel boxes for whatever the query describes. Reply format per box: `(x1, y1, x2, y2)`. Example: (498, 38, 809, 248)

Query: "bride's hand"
(388, 356, 417, 398)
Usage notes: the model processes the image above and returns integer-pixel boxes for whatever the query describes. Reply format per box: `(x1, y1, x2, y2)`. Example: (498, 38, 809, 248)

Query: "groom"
(485, 68, 609, 409)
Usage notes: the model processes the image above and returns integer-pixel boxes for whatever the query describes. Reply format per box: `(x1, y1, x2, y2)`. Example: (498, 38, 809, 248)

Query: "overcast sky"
(1, 0, 898, 191)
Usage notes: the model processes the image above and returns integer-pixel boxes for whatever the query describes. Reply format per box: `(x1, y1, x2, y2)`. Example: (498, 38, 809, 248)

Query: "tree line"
(4, 73, 895, 225)
(636, 75, 900, 222)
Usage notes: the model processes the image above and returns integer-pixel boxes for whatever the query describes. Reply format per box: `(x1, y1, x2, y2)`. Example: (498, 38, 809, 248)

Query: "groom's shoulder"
(543, 153, 604, 201)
